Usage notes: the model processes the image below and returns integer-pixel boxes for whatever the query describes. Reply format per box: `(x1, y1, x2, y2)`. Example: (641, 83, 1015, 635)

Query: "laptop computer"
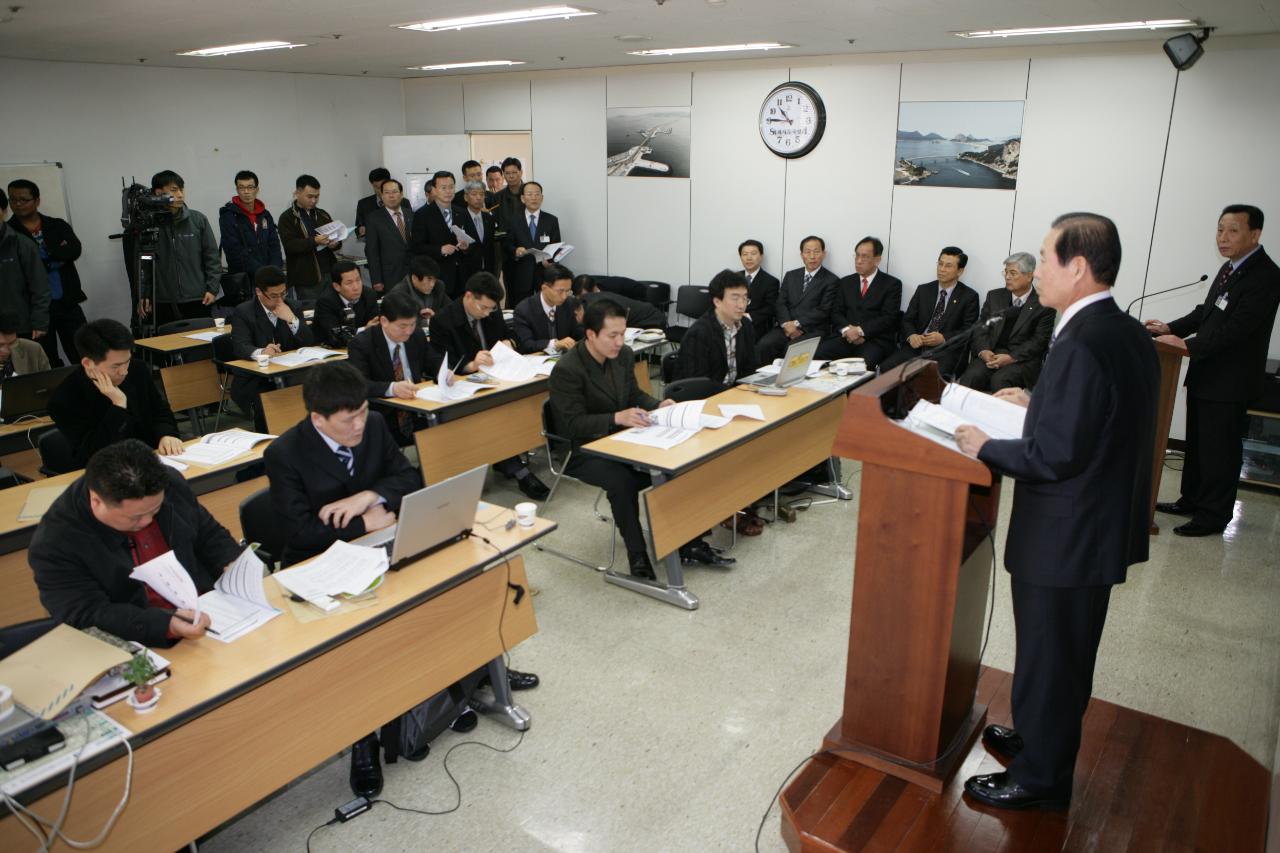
(750, 337, 820, 388)
(358, 464, 488, 570)
(0, 365, 77, 423)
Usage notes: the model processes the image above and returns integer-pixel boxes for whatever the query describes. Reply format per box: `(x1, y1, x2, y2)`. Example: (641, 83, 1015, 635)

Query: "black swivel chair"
(665, 286, 712, 346)
(662, 377, 723, 403)
(156, 318, 216, 336)
(37, 428, 76, 476)
(238, 488, 289, 569)
(535, 399, 616, 572)
(211, 333, 237, 428)
(0, 618, 57, 659)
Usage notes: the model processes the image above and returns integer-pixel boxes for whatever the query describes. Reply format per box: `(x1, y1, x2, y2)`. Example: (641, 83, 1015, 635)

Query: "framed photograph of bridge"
(606, 107, 691, 178)
(893, 101, 1023, 189)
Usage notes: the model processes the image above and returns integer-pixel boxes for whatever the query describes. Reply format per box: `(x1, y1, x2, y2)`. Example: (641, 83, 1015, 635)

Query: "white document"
(169, 430, 274, 467)
(185, 330, 223, 342)
(272, 540, 390, 611)
(197, 548, 281, 643)
(417, 358, 485, 402)
(316, 220, 349, 244)
(158, 455, 188, 472)
(528, 242, 574, 263)
(450, 224, 473, 248)
(904, 383, 1026, 443)
(271, 346, 344, 367)
(648, 400, 734, 431)
(719, 404, 766, 421)
(485, 341, 537, 383)
(527, 354, 557, 376)
(611, 425, 699, 450)
(129, 551, 201, 623)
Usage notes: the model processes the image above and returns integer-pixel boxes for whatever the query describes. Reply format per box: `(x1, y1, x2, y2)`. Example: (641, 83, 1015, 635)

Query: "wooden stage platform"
(781, 666, 1269, 852)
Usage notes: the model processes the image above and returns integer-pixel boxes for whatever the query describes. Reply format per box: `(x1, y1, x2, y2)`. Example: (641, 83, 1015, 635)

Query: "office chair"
(535, 398, 617, 572)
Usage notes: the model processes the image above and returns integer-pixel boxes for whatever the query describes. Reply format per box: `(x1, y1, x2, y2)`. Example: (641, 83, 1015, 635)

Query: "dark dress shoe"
(680, 540, 736, 567)
(507, 669, 540, 690)
(449, 708, 478, 733)
(349, 733, 383, 798)
(1173, 521, 1225, 537)
(629, 553, 656, 580)
(516, 474, 551, 501)
(404, 742, 431, 762)
(964, 772, 1068, 811)
(1156, 500, 1195, 516)
(981, 724, 1024, 760)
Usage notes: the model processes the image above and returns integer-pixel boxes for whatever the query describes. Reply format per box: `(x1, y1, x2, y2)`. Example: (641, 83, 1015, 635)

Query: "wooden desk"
(580, 376, 868, 609)
(219, 351, 347, 389)
(133, 327, 231, 363)
(0, 416, 54, 457)
(0, 509, 552, 852)
(0, 430, 270, 554)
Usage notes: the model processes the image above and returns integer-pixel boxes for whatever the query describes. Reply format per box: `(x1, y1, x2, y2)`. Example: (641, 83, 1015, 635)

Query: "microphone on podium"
(1125, 274, 1208, 316)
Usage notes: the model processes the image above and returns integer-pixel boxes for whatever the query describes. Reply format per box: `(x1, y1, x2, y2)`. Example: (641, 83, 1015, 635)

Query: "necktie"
(860, 277, 870, 298)
(1212, 260, 1233, 293)
(1012, 296, 1024, 309)
(529, 215, 538, 242)
(444, 206, 452, 229)
(548, 305, 556, 327)
(472, 317, 486, 349)
(746, 273, 754, 285)
(333, 445, 354, 476)
(0, 359, 13, 381)
(803, 272, 813, 293)
(925, 290, 947, 333)
(393, 210, 405, 240)
(391, 346, 413, 435)
(473, 212, 484, 241)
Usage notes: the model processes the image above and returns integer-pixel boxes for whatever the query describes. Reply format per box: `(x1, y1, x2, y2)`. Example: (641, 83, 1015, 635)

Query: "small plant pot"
(127, 685, 161, 713)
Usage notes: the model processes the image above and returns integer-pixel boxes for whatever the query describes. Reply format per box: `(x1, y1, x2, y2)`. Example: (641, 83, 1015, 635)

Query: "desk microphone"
(1125, 275, 1208, 316)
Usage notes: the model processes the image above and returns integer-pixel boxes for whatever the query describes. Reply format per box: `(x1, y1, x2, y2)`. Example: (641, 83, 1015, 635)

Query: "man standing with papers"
(954, 213, 1159, 812)
(548, 299, 733, 579)
(30, 439, 242, 646)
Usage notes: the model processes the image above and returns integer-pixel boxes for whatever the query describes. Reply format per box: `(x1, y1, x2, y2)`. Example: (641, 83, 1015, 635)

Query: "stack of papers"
(129, 546, 279, 642)
(272, 540, 390, 611)
(898, 383, 1027, 452)
(271, 346, 344, 367)
(484, 341, 537, 382)
(185, 330, 225, 342)
(316, 220, 348, 245)
(527, 354, 558, 376)
(610, 401, 768, 450)
(450, 224, 473, 248)
(169, 430, 274, 467)
(528, 242, 574, 263)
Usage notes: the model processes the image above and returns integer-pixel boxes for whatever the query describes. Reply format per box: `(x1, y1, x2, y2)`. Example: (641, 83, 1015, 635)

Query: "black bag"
(381, 666, 487, 763)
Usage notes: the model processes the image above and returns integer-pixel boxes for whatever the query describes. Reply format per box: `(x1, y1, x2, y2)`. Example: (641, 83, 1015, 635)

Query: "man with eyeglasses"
(49, 318, 182, 467)
(432, 272, 552, 501)
(957, 252, 1055, 392)
(506, 181, 561, 309)
(228, 265, 316, 426)
(754, 235, 838, 364)
(674, 269, 759, 391)
(512, 264, 582, 354)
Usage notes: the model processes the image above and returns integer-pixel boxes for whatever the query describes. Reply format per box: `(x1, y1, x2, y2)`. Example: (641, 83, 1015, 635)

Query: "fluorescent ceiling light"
(628, 42, 792, 56)
(956, 19, 1195, 38)
(178, 41, 306, 57)
(410, 60, 527, 71)
(398, 6, 595, 32)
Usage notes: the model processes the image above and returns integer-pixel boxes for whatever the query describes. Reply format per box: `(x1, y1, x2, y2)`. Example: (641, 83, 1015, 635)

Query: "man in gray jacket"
(0, 187, 50, 340)
(143, 170, 221, 326)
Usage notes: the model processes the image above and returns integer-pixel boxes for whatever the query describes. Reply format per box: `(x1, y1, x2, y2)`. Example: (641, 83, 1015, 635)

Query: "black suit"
(512, 293, 583, 354)
(346, 325, 442, 444)
(815, 269, 903, 367)
(957, 287, 1055, 391)
(979, 296, 1159, 797)
(363, 202, 413, 290)
(455, 206, 499, 288)
(49, 363, 181, 468)
(743, 269, 780, 335)
(313, 286, 379, 347)
(264, 411, 422, 565)
(754, 266, 839, 363)
(430, 299, 510, 372)
(505, 210, 561, 309)
(880, 280, 980, 377)
(354, 194, 380, 236)
(411, 203, 465, 299)
(674, 311, 759, 389)
(1167, 247, 1280, 528)
(228, 296, 315, 417)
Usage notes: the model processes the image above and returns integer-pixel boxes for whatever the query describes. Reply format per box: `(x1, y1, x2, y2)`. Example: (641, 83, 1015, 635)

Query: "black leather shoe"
(349, 733, 383, 798)
(507, 669, 540, 691)
(449, 708, 478, 733)
(1156, 500, 1195, 516)
(964, 772, 1068, 811)
(629, 553, 656, 580)
(403, 742, 431, 762)
(680, 540, 736, 567)
(982, 724, 1024, 760)
(516, 474, 551, 501)
(1173, 521, 1225, 537)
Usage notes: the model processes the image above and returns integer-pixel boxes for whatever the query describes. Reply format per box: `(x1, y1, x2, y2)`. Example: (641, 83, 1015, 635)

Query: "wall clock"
(759, 81, 826, 158)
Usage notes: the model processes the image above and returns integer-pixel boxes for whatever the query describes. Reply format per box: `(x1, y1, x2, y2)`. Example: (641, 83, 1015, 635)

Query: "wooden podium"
(782, 361, 999, 850)
(1149, 339, 1188, 533)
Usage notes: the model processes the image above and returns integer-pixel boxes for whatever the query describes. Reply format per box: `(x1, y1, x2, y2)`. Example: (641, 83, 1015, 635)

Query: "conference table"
(133, 326, 231, 364)
(0, 505, 553, 852)
(578, 370, 871, 610)
(0, 417, 54, 458)
(218, 350, 349, 390)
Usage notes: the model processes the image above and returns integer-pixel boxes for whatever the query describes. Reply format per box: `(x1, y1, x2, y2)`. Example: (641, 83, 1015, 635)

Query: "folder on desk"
(0, 625, 131, 719)
(17, 485, 68, 521)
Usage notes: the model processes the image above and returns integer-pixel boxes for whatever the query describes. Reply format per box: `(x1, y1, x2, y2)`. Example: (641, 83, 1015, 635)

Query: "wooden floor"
(780, 666, 1269, 852)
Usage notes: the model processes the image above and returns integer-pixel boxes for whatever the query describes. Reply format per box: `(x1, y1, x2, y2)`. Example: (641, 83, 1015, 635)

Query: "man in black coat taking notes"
(955, 212, 1159, 811)
(346, 290, 443, 445)
(512, 264, 582, 354)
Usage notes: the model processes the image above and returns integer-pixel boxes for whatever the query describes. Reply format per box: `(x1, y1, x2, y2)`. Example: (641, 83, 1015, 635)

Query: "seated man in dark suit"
(513, 264, 583, 354)
(570, 274, 667, 330)
(505, 181, 561, 309)
(957, 252, 1055, 392)
(816, 236, 902, 368)
(30, 438, 241, 647)
(346, 291, 443, 446)
(49, 318, 183, 467)
(264, 361, 422, 799)
(739, 239, 780, 335)
(548, 298, 733, 579)
(754, 235, 839, 364)
(432, 272, 551, 501)
(391, 255, 451, 324)
(313, 260, 380, 347)
(880, 246, 980, 377)
(674, 269, 759, 390)
(229, 265, 316, 425)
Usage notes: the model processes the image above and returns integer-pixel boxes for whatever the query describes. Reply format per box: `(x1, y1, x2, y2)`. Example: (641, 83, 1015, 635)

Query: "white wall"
(0, 57, 405, 323)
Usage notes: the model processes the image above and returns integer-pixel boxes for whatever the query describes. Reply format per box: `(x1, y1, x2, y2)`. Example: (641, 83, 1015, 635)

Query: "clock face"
(759, 82, 826, 158)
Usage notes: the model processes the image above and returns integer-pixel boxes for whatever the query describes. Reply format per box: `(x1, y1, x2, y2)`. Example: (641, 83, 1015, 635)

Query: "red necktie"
(860, 277, 869, 298)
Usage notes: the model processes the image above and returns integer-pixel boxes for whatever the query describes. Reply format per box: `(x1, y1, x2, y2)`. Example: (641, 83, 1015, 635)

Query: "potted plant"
(123, 650, 162, 713)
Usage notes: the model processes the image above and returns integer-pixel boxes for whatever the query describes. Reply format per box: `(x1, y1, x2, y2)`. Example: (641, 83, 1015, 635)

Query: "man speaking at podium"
(954, 213, 1159, 810)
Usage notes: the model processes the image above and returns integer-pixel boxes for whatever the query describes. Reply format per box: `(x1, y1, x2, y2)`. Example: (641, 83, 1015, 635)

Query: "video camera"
(119, 182, 174, 234)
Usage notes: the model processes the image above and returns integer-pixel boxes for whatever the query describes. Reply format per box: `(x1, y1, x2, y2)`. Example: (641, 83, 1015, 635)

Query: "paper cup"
(256, 355, 271, 370)
(213, 317, 226, 330)
(514, 502, 537, 528)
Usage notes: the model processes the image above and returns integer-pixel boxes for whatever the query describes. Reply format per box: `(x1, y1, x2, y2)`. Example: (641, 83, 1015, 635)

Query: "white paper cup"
(213, 317, 226, 330)
(514, 502, 537, 528)
(256, 355, 271, 370)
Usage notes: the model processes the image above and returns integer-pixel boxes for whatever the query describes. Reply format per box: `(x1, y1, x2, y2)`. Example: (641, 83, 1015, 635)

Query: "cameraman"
(313, 260, 378, 347)
(141, 170, 220, 325)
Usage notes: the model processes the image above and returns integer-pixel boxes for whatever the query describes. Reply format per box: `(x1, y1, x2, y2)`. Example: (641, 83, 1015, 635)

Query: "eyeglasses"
(7, 195, 35, 205)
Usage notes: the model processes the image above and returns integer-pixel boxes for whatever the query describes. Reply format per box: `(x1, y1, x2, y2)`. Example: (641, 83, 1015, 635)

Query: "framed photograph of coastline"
(606, 107, 691, 178)
(893, 101, 1023, 190)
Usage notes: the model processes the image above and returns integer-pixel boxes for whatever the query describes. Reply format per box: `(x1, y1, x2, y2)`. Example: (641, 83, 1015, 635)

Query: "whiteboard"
(382, 135, 470, 211)
(0, 162, 70, 222)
